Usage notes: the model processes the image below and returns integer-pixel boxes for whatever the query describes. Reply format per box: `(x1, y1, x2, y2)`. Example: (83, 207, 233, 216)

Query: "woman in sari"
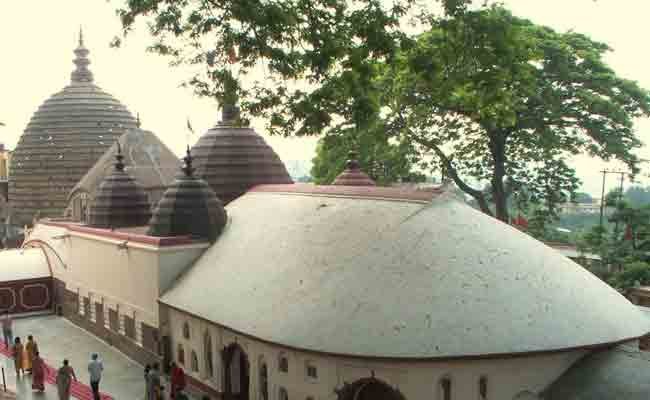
(13, 337, 24, 377)
(31, 351, 45, 392)
(25, 335, 38, 373)
(170, 362, 186, 399)
(56, 359, 77, 400)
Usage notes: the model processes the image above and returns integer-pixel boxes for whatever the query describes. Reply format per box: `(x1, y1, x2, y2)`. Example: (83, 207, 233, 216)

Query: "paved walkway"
(0, 315, 146, 399)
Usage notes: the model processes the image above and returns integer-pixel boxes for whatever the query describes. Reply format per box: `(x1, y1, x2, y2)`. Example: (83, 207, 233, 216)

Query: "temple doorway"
(222, 343, 250, 400)
(337, 377, 407, 400)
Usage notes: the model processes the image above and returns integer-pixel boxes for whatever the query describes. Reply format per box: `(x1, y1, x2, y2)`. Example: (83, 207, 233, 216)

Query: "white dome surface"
(160, 187, 650, 358)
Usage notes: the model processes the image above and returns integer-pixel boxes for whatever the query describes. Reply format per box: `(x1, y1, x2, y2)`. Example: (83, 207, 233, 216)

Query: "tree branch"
(404, 129, 493, 216)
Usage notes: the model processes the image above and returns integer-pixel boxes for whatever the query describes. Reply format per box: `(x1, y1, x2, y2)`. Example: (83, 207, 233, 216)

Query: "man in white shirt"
(88, 353, 104, 400)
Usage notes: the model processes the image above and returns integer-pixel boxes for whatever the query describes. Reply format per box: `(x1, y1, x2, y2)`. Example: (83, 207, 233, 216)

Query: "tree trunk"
(489, 132, 509, 222)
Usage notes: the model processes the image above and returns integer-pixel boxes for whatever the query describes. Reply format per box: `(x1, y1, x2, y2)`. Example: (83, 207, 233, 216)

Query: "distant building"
(557, 199, 602, 215)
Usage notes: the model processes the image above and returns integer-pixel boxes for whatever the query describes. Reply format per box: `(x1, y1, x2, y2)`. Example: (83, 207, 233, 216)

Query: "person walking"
(88, 353, 104, 400)
(144, 364, 152, 400)
(13, 337, 24, 377)
(170, 362, 186, 399)
(56, 359, 77, 400)
(148, 362, 162, 400)
(1, 311, 13, 348)
(25, 335, 38, 373)
(31, 351, 45, 392)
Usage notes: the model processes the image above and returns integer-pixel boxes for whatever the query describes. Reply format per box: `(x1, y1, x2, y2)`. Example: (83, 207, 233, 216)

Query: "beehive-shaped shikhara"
(148, 148, 227, 243)
(191, 105, 293, 205)
(87, 142, 151, 229)
(332, 151, 376, 186)
(8, 29, 137, 224)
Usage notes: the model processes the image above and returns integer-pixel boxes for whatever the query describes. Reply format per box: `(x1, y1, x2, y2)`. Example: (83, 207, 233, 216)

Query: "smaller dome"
(332, 151, 376, 186)
(147, 148, 227, 242)
(191, 105, 293, 205)
(87, 142, 152, 228)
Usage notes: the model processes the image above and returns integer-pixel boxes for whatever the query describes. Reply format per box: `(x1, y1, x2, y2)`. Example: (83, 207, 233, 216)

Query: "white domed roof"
(160, 184, 650, 358)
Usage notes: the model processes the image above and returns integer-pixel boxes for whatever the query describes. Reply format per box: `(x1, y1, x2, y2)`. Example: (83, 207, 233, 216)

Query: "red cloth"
(170, 366, 186, 398)
(0, 339, 112, 400)
(32, 356, 45, 391)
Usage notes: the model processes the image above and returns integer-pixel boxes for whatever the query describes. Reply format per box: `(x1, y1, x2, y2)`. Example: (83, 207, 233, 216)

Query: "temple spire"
(115, 141, 125, 172)
(182, 145, 195, 177)
(220, 71, 240, 124)
(71, 27, 94, 84)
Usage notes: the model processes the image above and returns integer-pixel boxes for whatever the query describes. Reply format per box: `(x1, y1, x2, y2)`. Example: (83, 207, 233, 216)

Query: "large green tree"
(113, 0, 424, 135)
(112, 0, 480, 134)
(382, 5, 650, 222)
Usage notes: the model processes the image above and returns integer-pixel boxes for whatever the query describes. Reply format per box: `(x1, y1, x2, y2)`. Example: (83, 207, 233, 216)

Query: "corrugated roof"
(160, 188, 649, 359)
(0, 248, 50, 281)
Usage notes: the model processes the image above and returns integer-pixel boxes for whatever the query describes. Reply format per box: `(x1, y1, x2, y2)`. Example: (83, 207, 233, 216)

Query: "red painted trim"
(39, 221, 199, 247)
(249, 184, 441, 203)
(160, 301, 643, 363)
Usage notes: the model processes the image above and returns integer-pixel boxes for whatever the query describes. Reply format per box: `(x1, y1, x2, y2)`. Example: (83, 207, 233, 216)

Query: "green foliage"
(608, 261, 650, 292)
(113, 0, 415, 134)
(578, 200, 650, 291)
(115, 1, 649, 226)
(382, 5, 650, 221)
(572, 192, 593, 204)
(624, 185, 650, 207)
(311, 126, 425, 185)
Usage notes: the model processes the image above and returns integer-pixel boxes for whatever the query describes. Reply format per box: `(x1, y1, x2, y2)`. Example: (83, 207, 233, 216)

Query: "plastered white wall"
(168, 308, 587, 400)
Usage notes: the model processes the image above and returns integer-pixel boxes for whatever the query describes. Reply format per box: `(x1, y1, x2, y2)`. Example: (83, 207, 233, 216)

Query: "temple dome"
(8, 30, 137, 225)
(147, 148, 227, 242)
(190, 106, 293, 205)
(160, 184, 650, 358)
(87, 142, 151, 229)
(332, 151, 376, 186)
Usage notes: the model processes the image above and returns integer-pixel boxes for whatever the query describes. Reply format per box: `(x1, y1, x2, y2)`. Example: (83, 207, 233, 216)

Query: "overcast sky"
(1, 0, 649, 196)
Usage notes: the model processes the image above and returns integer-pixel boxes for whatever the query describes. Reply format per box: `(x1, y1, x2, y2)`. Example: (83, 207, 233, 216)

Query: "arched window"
(439, 377, 452, 400)
(177, 344, 185, 365)
(182, 322, 190, 339)
(191, 350, 199, 372)
(279, 387, 289, 400)
(278, 353, 289, 373)
(479, 376, 487, 399)
(306, 361, 317, 379)
(204, 331, 213, 377)
(259, 358, 268, 400)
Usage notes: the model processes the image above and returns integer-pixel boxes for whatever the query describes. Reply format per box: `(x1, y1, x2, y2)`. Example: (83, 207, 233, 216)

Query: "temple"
(0, 31, 649, 400)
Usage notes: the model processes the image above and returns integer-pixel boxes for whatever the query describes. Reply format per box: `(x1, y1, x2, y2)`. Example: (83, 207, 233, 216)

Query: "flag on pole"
(186, 117, 194, 134)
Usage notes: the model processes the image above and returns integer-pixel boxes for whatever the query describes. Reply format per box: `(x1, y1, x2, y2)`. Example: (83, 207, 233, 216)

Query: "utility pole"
(598, 169, 626, 234)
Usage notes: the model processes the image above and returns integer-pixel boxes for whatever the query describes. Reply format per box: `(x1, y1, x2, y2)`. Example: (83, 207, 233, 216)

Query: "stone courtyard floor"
(0, 315, 146, 399)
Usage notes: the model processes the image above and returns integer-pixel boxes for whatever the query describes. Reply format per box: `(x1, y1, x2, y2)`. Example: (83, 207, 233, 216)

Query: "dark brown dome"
(87, 142, 151, 228)
(332, 151, 376, 186)
(147, 148, 227, 242)
(8, 31, 137, 225)
(190, 106, 293, 205)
